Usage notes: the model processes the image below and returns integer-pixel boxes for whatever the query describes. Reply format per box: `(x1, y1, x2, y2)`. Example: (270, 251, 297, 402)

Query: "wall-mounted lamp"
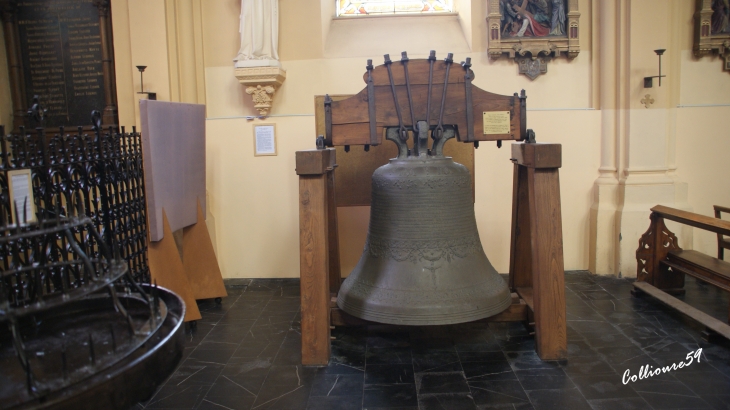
(643, 49, 666, 88)
(136, 65, 157, 100)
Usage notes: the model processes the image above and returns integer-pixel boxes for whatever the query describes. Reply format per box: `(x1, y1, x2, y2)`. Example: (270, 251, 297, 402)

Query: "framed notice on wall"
(253, 124, 277, 156)
(7, 169, 36, 224)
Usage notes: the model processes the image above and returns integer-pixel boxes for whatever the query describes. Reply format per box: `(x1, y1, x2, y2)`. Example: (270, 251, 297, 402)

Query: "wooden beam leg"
(509, 162, 532, 290)
(326, 170, 341, 295)
(528, 167, 567, 361)
(299, 174, 331, 366)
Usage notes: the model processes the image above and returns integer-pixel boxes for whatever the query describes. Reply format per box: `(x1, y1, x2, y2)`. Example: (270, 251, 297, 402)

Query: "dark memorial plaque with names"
(16, 0, 105, 127)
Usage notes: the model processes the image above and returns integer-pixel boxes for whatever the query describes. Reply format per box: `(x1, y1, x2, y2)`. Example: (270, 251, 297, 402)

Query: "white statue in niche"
(234, 0, 280, 67)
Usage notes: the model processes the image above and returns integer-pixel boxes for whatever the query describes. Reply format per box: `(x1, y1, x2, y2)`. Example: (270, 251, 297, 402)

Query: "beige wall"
(2, 0, 726, 278)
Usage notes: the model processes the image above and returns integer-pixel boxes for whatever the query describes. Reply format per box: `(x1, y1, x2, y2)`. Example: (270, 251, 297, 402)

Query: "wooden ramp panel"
(149, 210, 202, 322)
(182, 200, 227, 300)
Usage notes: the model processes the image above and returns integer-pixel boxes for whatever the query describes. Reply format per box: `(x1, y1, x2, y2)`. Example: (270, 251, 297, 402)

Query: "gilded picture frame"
(694, 0, 730, 72)
(486, 0, 580, 79)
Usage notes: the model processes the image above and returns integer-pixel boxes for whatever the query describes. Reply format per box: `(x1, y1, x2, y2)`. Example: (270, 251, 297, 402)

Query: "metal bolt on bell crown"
(337, 121, 512, 325)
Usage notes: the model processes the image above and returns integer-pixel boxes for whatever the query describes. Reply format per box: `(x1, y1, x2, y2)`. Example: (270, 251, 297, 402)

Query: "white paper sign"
(254, 124, 277, 156)
(8, 169, 35, 223)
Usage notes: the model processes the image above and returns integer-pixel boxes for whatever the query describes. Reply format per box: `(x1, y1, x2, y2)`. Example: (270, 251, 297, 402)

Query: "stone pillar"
(589, 0, 622, 276)
(589, 0, 692, 278)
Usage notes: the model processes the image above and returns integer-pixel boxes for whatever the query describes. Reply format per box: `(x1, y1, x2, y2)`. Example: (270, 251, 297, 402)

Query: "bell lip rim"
(336, 289, 513, 326)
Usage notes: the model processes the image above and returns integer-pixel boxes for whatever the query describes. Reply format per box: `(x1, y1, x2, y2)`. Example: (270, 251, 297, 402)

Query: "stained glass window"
(336, 0, 454, 16)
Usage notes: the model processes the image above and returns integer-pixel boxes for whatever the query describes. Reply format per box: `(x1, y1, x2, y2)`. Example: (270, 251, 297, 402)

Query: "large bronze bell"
(337, 121, 512, 325)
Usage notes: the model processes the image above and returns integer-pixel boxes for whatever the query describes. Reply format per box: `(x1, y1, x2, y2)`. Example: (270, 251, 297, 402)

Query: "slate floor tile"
(582, 332, 636, 349)
(505, 351, 562, 371)
(187, 345, 238, 365)
(672, 367, 730, 397)
(462, 360, 517, 382)
(630, 378, 696, 397)
(202, 375, 258, 409)
(252, 383, 311, 410)
(145, 384, 211, 409)
(455, 341, 502, 353)
(367, 334, 411, 349)
(702, 395, 730, 410)
(418, 393, 477, 410)
(331, 345, 366, 369)
(637, 391, 712, 409)
(587, 397, 653, 410)
(363, 384, 418, 408)
(525, 388, 592, 410)
(310, 373, 364, 397)
(561, 355, 615, 376)
(412, 349, 462, 373)
(566, 340, 597, 357)
(469, 379, 530, 407)
(416, 371, 470, 395)
(515, 368, 575, 390)
(219, 357, 273, 395)
(364, 363, 414, 385)
(130, 274, 730, 410)
(569, 372, 639, 401)
(165, 358, 225, 387)
(458, 350, 507, 363)
(306, 395, 362, 410)
(365, 346, 412, 365)
(321, 362, 366, 375)
(494, 335, 536, 352)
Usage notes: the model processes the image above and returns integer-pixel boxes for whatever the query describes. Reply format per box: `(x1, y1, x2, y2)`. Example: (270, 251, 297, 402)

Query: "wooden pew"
(714, 205, 730, 259)
(634, 205, 730, 341)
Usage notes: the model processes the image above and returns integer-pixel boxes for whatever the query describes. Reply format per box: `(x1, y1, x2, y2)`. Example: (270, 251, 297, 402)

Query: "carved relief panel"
(487, 0, 580, 79)
(694, 0, 730, 72)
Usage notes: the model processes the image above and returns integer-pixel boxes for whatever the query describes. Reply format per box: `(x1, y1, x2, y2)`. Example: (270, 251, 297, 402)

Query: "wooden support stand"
(508, 143, 567, 360)
(295, 143, 568, 365)
(296, 148, 338, 365)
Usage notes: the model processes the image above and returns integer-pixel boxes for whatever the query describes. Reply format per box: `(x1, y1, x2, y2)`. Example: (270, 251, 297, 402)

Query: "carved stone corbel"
(234, 66, 286, 116)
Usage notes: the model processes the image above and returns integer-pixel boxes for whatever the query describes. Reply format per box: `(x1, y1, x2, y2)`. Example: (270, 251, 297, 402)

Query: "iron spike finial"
(91, 110, 102, 133)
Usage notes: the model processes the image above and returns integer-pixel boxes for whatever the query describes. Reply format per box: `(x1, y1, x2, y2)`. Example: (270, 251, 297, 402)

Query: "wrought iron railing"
(0, 123, 149, 284)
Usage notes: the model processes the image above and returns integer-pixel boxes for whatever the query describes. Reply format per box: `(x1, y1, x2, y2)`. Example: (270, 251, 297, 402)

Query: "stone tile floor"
(135, 272, 730, 410)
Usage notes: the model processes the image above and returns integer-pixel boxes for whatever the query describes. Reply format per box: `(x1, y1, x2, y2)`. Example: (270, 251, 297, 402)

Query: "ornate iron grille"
(0, 124, 149, 284)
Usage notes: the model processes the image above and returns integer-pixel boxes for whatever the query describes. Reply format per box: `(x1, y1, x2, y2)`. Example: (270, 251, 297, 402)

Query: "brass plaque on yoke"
(482, 111, 510, 135)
